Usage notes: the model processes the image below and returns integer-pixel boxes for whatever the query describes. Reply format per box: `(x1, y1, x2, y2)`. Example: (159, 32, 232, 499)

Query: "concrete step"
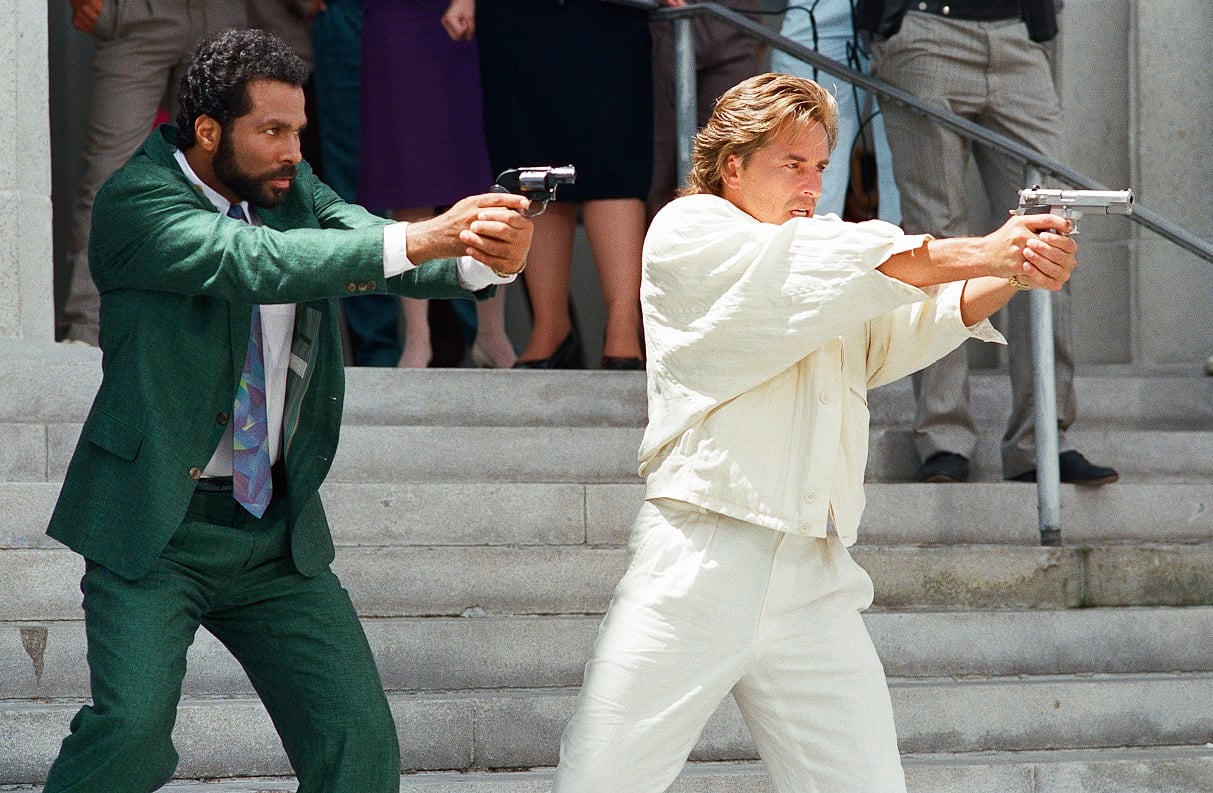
(340, 368, 1213, 433)
(341, 368, 1213, 432)
(5, 608, 1213, 701)
(868, 426, 1213, 483)
(4, 345, 1210, 487)
(10, 747, 1213, 792)
(6, 674, 1213, 782)
(7, 481, 1213, 551)
(9, 419, 1210, 485)
(8, 542, 1213, 623)
(8, 343, 1209, 432)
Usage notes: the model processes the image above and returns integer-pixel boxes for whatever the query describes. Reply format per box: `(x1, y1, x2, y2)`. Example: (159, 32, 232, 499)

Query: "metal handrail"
(656, 2, 1213, 545)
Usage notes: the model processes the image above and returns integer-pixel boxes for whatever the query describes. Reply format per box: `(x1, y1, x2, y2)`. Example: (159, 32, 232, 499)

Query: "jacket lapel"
(282, 302, 325, 457)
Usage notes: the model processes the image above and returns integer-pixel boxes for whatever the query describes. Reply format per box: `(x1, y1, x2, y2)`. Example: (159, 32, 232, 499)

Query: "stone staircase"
(3, 341, 1213, 792)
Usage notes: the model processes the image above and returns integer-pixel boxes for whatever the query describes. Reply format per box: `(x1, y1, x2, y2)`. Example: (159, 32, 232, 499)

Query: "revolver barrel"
(493, 165, 577, 217)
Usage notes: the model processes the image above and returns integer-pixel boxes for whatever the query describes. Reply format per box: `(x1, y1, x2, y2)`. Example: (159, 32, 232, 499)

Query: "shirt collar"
(172, 147, 250, 219)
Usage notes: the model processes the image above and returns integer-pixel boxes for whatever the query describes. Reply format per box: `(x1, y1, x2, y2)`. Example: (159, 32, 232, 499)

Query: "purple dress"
(358, 0, 493, 212)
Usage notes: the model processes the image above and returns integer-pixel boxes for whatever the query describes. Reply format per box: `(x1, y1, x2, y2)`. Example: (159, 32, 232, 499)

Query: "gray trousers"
(60, 0, 246, 344)
(871, 11, 1076, 477)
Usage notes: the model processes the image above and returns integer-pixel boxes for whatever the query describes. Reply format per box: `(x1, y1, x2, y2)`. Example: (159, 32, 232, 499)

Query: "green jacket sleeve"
(88, 137, 482, 305)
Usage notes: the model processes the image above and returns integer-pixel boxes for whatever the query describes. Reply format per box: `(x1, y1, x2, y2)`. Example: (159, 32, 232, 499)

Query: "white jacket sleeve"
(864, 281, 1006, 390)
(643, 195, 930, 410)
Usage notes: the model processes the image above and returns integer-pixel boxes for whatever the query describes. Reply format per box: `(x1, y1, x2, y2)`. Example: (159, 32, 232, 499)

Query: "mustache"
(266, 164, 297, 180)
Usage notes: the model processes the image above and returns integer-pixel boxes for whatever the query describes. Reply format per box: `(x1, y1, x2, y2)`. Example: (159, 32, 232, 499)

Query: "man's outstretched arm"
(877, 213, 1077, 326)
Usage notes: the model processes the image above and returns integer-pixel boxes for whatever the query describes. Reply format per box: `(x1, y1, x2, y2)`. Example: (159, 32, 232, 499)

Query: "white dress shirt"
(638, 194, 1005, 545)
(171, 149, 513, 476)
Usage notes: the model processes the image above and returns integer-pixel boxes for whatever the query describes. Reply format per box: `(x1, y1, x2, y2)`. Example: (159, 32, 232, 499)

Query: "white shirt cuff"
(383, 221, 517, 290)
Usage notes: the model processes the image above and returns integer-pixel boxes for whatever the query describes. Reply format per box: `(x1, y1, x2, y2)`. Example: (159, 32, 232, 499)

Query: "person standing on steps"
(58, 0, 247, 345)
(475, 0, 652, 369)
(40, 28, 532, 793)
(552, 72, 1080, 793)
(359, 0, 517, 369)
(867, 0, 1119, 485)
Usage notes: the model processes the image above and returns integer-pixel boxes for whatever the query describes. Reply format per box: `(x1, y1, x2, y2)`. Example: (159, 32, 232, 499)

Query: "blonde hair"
(682, 73, 839, 197)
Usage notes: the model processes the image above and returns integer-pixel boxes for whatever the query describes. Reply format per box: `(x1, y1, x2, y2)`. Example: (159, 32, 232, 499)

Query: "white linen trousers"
(553, 499, 907, 793)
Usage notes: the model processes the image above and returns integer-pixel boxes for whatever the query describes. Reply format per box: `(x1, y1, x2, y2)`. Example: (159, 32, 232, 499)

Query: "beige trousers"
(554, 499, 906, 793)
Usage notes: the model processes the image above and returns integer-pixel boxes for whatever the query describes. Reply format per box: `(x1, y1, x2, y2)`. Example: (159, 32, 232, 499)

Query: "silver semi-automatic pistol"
(1016, 186, 1134, 235)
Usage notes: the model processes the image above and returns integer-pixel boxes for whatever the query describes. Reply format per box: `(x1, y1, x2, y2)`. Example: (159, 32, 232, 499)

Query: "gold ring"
(1007, 275, 1032, 291)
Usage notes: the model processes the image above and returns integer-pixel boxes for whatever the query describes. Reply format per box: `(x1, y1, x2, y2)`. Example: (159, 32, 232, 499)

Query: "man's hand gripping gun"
(492, 165, 577, 217)
(1015, 186, 1134, 235)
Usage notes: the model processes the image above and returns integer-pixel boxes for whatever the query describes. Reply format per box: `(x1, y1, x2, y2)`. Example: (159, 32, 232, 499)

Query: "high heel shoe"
(512, 332, 583, 369)
(600, 355, 644, 370)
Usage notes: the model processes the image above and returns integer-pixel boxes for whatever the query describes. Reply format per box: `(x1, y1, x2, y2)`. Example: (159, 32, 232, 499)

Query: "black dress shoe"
(600, 355, 644, 370)
(914, 452, 970, 483)
(1007, 450, 1119, 485)
(512, 332, 583, 369)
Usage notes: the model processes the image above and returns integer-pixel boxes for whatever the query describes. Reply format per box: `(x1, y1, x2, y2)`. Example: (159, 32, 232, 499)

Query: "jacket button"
(819, 391, 831, 404)
(216, 411, 229, 426)
(362, 280, 377, 291)
(188, 466, 203, 480)
(804, 492, 816, 503)
(346, 282, 358, 293)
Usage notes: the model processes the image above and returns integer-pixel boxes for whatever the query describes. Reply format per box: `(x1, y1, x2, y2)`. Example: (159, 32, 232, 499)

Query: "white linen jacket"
(638, 194, 1005, 546)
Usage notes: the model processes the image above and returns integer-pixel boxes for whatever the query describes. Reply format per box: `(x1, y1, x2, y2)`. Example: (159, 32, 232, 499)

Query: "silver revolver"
(492, 165, 577, 217)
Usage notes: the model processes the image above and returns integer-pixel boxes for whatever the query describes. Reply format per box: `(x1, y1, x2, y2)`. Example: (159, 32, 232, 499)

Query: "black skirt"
(476, 0, 654, 202)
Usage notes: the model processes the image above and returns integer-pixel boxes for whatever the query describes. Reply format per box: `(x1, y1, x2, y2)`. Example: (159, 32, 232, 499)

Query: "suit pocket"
(82, 410, 144, 461)
(92, 0, 124, 41)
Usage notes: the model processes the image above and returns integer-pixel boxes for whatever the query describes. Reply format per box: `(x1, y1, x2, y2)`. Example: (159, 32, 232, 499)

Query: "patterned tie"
(228, 204, 273, 517)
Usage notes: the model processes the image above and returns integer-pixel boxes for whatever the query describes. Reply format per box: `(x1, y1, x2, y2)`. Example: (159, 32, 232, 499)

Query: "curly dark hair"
(175, 28, 308, 149)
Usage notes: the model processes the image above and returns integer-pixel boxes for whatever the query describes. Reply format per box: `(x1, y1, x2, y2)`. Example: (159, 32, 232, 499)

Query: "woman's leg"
(515, 202, 577, 363)
(582, 198, 645, 361)
(392, 207, 436, 368)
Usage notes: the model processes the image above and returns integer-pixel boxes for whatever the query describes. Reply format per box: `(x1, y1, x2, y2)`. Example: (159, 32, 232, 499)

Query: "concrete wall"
(1050, 0, 1213, 368)
(1128, 0, 1213, 366)
(0, 0, 53, 340)
(1056, 0, 1134, 364)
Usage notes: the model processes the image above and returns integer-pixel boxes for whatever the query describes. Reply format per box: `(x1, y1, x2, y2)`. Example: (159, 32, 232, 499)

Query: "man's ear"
(721, 153, 743, 190)
(194, 115, 222, 153)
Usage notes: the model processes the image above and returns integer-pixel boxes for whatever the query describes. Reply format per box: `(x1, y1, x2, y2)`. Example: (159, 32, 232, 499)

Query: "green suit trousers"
(43, 488, 399, 792)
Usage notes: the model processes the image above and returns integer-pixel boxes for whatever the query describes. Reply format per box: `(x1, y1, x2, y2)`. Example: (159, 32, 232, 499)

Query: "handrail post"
(1024, 167, 1062, 546)
(673, 15, 697, 188)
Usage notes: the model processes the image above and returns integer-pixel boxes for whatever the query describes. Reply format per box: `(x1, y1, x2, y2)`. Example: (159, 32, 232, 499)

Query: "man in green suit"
(42, 28, 533, 793)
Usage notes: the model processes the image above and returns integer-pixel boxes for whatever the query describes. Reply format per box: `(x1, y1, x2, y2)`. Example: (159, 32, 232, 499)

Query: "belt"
(908, 0, 1022, 22)
(195, 476, 234, 494)
(194, 462, 287, 496)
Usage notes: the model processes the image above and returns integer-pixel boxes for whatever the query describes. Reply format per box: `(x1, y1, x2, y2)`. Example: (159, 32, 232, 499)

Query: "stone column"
(0, 0, 54, 341)
(1056, 0, 1134, 365)
(1130, 0, 1213, 366)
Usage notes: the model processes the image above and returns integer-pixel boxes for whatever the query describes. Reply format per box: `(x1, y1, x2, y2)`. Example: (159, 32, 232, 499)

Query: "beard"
(213, 132, 295, 209)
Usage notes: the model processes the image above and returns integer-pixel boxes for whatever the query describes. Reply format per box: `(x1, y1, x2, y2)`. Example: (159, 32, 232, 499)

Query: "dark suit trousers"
(43, 489, 399, 793)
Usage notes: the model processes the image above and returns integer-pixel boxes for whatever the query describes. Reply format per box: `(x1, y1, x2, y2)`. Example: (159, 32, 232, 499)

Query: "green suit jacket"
(48, 126, 486, 580)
